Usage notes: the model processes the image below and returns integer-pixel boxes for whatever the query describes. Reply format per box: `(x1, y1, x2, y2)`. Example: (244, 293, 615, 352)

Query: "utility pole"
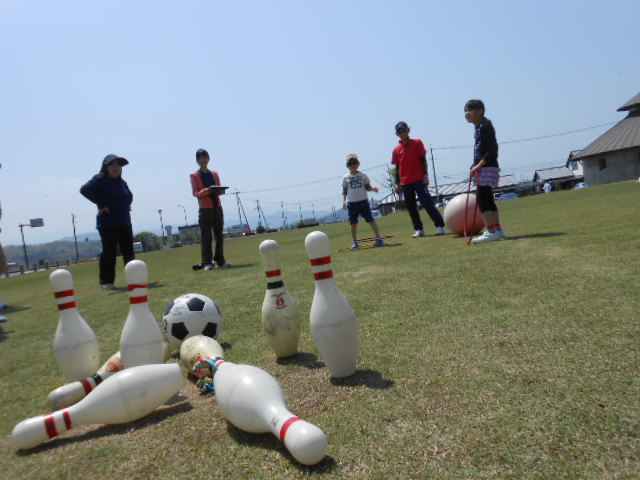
(235, 189, 242, 228)
(430, 144, 440, 201)
(281, 201, 285, 230)
(71, 213, 79, 263)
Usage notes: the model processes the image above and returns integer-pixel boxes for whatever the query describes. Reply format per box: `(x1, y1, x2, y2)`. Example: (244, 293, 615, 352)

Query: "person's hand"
(423, 175, 429, 187)
(395, 184, 402, 195)
(470, 166, 480, 177)
(98, 207, 110, 215)
(343, 201, 347, 210)
(373, 187, 379, 193)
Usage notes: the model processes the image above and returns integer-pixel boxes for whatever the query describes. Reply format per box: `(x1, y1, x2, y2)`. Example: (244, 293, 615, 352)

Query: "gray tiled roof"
(573, 111, 640, 159)
(533, 167, 575, 182)
(376, 174, 520, 204)
(617, 92, 640, 112)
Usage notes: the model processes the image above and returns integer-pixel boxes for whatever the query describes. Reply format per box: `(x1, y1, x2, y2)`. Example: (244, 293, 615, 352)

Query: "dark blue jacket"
(473, 117, 499, 168)
(80, 174, 133, 229)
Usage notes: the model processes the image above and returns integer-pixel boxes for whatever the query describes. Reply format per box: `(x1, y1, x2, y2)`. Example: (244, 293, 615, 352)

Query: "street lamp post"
(177, 204, 187, 226)
(158, 209, 165, 245)
(18, 218, 44, 268)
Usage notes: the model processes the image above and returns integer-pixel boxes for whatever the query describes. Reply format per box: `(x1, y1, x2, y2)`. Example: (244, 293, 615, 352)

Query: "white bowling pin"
(48, 351, 123, 411)
(179, 335, 224, 373)
(50, 269, 100, 382)
(47, 344, 171, 411)
(212, 358, 328, 465)
(12, 363, 185, 450)
(120, 260, 165, 368)
(259, 240, 301, 358)
(305, 231, 359, 378)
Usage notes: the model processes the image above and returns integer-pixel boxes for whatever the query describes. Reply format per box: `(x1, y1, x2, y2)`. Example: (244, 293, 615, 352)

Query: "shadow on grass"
(106, 281, 166, 293)
(220, 341, 233, 351)
(330, 369, 394, 390)
(501, 232, 566, 241)
(0, 305, 30, 314)
(0, 325, 8, 342)
(276, 352, 325, 370)
(15, 400, 193, 455)
(226, 423, 338, 473)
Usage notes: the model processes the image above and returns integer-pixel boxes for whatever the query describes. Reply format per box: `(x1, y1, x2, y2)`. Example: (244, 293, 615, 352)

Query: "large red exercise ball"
(443, 193, 485, 236)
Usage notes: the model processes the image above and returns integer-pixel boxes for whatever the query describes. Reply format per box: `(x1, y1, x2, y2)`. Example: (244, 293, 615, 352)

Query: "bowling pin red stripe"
(309, 256, 331, 266)
(54, 289, 74, 299)
(314, 271, 333, 280)
(44, 413, 58, 439)
(130, 296, 148, 304)
(128, 284, 147, 291)
(80, 379, 93, 395)
(265, 269, 281, 277)
(279, 416, 301, 442)
(57, 301, 77, 310)
(63, 409, 72, 430)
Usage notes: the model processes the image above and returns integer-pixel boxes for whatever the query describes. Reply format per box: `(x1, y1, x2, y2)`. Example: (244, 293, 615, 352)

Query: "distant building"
(572, 92, 640, 186)
(532, 166, 580, 190)
(566, 150, 584, 177)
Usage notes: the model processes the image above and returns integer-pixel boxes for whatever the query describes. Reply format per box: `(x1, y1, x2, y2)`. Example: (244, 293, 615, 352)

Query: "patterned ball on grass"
(162, 294, 224, 351)
(443, 193, 485, 236)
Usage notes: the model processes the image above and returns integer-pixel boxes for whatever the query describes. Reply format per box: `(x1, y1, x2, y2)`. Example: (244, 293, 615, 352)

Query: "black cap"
(395, 121, 409, 134)
(102, 154, 129, 167)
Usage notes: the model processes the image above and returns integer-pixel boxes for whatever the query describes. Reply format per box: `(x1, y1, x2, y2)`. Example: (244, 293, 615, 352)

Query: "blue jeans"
(402, 181, 444, 231)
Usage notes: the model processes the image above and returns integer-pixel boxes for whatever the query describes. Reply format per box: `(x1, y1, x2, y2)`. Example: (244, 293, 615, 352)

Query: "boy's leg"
(198, 208, 214, 266)
(98, 227, 118, 285)
(350, 223, 358, 242)
(367, 221, 381, 238)
(212, 206, 226, 266)
(415, 183, 445, 228)
(402, 183, 423, 231)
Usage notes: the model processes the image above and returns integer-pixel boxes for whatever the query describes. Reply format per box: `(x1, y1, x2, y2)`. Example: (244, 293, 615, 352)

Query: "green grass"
(1, 181, 639, 479)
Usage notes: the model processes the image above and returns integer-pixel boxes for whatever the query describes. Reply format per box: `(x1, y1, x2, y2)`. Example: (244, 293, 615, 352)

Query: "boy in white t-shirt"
(342, 154, 384, 250)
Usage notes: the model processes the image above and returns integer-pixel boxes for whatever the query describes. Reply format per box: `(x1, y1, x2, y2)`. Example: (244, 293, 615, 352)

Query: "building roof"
(533, 167, 575, 182)
(617, 92, 640, 112)
(573, 111, 640, 160)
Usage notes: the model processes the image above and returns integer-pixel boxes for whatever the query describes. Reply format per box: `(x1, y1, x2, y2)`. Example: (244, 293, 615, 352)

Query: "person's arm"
(80, 176, 109, 213)
(420, 155, 430, 187)
(190, 173, 210, 198)
(342, 179, 348, 209)
(364, 176, 379, 193)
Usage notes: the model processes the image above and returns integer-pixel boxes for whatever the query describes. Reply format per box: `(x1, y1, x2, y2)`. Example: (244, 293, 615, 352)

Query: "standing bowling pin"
(48, 351, 123, 411)
(12, 363, 184, 450)
(179, 335, 224, 374)
(259, 240, 301, 358)
(119, 260, 165, 368)
(305, 231, 359, 378)
(212, 358, 328, 465)
(50, 269, 100, 382)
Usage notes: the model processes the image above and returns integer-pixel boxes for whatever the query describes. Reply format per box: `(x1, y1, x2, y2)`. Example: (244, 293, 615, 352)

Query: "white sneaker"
(471, 231, 502, 244)
(101, 283, 116, 290)
(412, 230, 426, 238)
(435, 227, 446, 235)
(203, 264, 214, 271)
(495, 229, 506, 239)
(218, 262, 232, 268)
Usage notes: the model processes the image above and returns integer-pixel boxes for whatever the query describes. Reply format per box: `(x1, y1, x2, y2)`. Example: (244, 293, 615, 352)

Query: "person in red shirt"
(189, 149, 230, 270)
(391, 122, 445, 237)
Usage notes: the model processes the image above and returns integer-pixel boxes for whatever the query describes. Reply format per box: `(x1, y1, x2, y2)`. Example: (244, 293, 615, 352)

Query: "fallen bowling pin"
(120, 260, 165, 368)
(12, 363, 185, 450)
(179, 335, 224, 374)
(211, 358, 328, 465)
(47, 343, 171, 411)
(305, 231, 359, 378)
(48, 351, 123, 411)
(259, 239, 301, 358)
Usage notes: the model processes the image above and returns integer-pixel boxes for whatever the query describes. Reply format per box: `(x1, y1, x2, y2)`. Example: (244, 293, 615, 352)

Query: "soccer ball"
(162, 293, 224, 351)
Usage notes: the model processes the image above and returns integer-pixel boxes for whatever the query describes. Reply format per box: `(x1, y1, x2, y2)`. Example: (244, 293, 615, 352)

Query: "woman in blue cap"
(80, 154, 135, 289)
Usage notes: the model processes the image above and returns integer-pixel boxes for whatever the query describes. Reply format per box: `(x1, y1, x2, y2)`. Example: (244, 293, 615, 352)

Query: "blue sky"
(1, 0, 638, 245)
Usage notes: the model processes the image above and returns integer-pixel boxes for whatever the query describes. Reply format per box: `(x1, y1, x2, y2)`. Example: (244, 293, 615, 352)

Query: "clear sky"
(1, 0, 638, 246)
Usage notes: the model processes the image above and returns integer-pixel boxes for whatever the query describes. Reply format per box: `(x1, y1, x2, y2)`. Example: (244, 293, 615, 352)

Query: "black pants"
(402, 180, 445, 231)
(476, 186, 498, 213)
(199, 207, 225, 266)
(98, 226, 135, 285)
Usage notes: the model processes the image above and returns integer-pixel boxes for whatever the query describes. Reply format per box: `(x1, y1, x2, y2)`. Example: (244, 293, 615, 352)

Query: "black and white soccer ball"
(162, 293, 224, 351)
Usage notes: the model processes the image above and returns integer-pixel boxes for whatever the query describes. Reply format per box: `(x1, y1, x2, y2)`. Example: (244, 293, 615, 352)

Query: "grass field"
(1, 181, 638, 479)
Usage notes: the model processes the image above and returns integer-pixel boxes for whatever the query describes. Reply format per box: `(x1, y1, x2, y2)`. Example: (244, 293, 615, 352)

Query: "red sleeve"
(417, 139, 427, 157)
(391, 148, 399, 166)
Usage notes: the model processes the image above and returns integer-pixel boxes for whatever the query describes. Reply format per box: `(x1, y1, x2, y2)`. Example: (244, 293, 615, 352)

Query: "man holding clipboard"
(190, 148, 231, 270)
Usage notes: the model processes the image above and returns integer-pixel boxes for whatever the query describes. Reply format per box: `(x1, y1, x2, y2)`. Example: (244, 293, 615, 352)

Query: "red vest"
(190, 170, 222, 208)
